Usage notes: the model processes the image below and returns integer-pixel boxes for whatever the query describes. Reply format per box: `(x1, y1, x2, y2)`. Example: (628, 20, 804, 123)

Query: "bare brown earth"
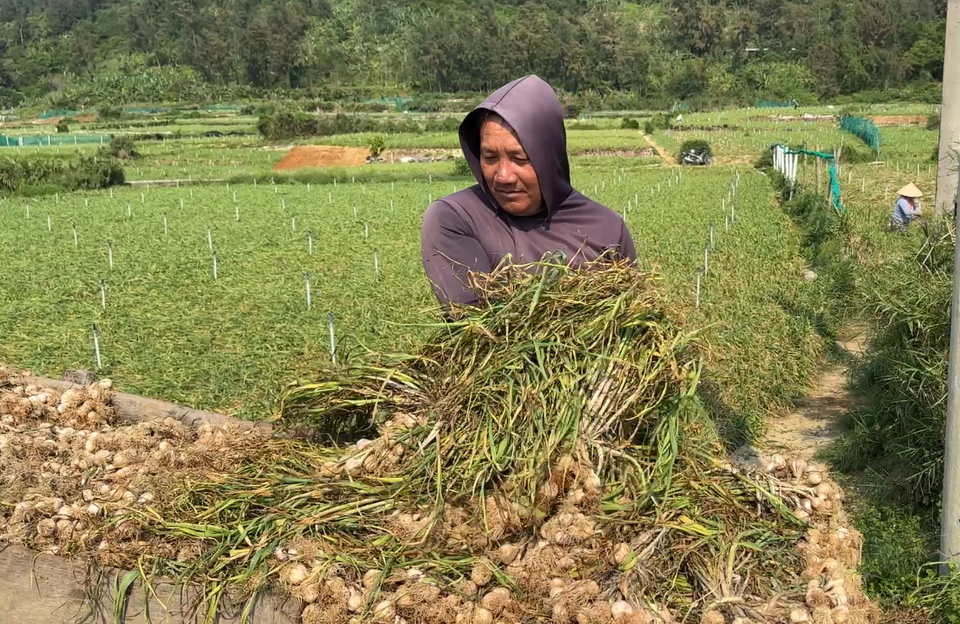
(870, 115, 927, 126)
(764, 329, 867, 461)
(273, 145, 370, 170)
(640, 133, 676, 165)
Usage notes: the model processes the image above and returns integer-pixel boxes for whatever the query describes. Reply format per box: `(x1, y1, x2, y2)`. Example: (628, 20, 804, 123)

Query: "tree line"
(0, 0, 947, 108)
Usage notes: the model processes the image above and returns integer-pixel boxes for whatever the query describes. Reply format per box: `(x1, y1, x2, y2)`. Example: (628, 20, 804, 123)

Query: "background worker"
(888, 183, 924, 232)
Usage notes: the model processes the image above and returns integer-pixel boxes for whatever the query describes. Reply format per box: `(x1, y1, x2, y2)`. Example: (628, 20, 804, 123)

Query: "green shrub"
(926, 113, 940, 131)
(643, 121, 655, 134)
(257, 110, 460, 141)
(562, 103, 581, 120)
(98, 135, 139, 160)
(98, 105, 123, 120)
(621, 118, 640, 130)
(453, 157, 472, 177)
(0, 155, 124, 195)
(367, 135, 386, 157)
(56, 119, 70, 134)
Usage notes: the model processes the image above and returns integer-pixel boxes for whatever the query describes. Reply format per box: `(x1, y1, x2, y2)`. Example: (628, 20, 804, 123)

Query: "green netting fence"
(775, 143, 844, 214)
(839, 116, 880, 155)
(0, 133, 111, 147)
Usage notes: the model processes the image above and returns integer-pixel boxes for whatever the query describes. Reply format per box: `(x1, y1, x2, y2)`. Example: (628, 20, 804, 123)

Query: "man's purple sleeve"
(420, 202, 492, 307)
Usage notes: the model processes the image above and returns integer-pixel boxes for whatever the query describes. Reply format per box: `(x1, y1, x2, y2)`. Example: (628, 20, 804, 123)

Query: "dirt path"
(640, 133, 677, 165)
(762, 329, 867, 461)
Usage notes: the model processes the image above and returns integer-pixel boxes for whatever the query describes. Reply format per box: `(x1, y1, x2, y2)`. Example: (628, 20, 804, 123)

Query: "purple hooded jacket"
(420, 75, 637, 306)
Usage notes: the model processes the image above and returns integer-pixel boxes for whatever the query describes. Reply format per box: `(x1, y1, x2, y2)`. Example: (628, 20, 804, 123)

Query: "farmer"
(420, 75, 637, 307)
(888, 183, 924, 233)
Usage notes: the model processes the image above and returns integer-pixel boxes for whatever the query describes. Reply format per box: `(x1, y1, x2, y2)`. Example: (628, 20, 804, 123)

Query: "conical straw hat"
(897, 183, 923, 198)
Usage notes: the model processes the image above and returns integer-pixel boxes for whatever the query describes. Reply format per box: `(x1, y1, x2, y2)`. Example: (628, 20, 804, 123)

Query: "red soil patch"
(76, 115, 96, 123)
(870, 115, 927, 126)
(273, 146, 370, 170)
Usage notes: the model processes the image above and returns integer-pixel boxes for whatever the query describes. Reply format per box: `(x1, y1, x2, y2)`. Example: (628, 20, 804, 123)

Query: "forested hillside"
(0, 0, 947, 107)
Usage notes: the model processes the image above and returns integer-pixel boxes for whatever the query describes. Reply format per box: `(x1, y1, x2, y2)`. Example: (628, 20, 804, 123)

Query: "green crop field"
(0, 159, 822, 436)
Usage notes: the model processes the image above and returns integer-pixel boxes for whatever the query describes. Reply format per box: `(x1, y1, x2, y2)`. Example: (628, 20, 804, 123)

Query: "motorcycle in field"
(681, 149, 712, 166)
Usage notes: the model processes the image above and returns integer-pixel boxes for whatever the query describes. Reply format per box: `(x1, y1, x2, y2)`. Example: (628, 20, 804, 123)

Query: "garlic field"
(0, 162, 822, 432)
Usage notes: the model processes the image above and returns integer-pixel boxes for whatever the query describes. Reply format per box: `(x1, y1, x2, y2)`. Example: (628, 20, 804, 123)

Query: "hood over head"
(459, 75, 572, 214)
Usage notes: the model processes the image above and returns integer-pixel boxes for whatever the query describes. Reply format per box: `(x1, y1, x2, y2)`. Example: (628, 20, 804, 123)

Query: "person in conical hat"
(888, 183, 923, 233)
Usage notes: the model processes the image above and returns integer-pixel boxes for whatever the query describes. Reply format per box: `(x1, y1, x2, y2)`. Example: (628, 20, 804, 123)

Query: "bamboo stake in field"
(180, 198, 184, 210)
(696, 271, 701, 309)
(92, 323, 102, 370)
(163, 214, 168, 235)
(282, 197, 287, 211)
(212, 252, 218, 280)
(364, 223, 369, 239)
(108, 242, 113, 270)
(328, 313, 337, 364)
(373, 248, 380, 279)
(47, 215, 51, 232)
(709, 225, 714, 250)
(99, 279, 106, 310)
(72, 224, 78, 247)
(305, 273, 312, 311)
(235, 205, 240, 221)
(207, 228, 213, 253)
(703, 246, 709, 276)
(308, 231, 314, 255)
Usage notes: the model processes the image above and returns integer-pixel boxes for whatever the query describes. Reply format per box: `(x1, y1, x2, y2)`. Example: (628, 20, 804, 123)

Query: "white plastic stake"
(328, 313, 337, 364)
(207, 228, 213, 253)
(390, 199, 394, 212)
(709, 225, 714, 250)
(26, 205, 29, 218)
(72, 224, 78, 247)
(353, 206, 358, 219)
(724, 214, 729, 233)
(703, 246, 709, 276)
(99, 279, 106, 310)
(328, 192, 332, 204)
(47, 215, 51, 232)
(127, 203, 131, 218)
(108, 242, 114, 270)
(141, 192, 145, 203)
(373, 248, 380, 278)
(291, 215, 297, 231)
(282, 197, 286, 210)
(233, 191, 237, 203)
(235, 205, 240, 221)
(212, 252, 218, 280)
(55, 193, 59, 204)
(364, 223, 369, 239)
(308, 183, 311, 192)
(695, 272, 701, 309)
(163, 214, 168, 235)
(92, 324, 102, 370)
(180, 198, 184, 210)
(308, 231, 314, 255)
(305, 273, 312, 311)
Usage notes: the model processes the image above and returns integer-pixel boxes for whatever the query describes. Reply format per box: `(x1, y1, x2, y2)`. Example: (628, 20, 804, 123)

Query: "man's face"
(479, 116, 543, 217)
